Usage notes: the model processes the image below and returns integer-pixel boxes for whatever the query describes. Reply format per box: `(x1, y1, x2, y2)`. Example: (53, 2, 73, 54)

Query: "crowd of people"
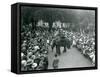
(21, 23, 52, 71)
(21, 21, 95, 71)
(63, 31, 95, 64)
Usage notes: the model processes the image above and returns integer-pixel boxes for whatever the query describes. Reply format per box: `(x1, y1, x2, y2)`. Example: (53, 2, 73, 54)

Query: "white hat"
(34, 46, 40, 50)
(32, 63, 37, 68)
(21, 52, 25, 57)
(28, 52, 33, 56)
(21, 60, 27, 66)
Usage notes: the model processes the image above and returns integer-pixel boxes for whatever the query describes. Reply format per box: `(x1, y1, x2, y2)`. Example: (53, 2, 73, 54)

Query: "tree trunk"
(31, 18, 37, 31)
(49, 22, 52, 32)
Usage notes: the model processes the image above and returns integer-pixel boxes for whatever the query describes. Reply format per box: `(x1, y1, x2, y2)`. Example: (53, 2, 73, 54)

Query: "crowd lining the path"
(21, 22, 95, 71)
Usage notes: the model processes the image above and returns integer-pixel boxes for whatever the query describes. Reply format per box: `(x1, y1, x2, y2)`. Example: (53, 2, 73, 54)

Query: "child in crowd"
(52, 54, 59, 69)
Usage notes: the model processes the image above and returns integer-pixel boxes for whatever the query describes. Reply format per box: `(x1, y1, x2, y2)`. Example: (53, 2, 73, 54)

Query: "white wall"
(0, 0, 99, 77)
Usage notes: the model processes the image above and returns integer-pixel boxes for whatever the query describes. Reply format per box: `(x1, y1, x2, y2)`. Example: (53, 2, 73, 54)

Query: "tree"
(21, 7, 95, 33)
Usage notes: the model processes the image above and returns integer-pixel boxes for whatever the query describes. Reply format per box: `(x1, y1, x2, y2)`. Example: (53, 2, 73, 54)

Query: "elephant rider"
(58, 29, 65, 38)
(58, 29, 71, 49)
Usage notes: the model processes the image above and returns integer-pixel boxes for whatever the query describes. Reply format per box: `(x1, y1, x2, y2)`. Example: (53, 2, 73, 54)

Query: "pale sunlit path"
(48, 46, 94, 69)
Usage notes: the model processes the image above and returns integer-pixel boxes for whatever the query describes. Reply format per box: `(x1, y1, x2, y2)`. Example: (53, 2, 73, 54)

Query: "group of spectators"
(21, 21, 95, 71)
(21, 23, 53, 71)
(64, 31, 95, 65)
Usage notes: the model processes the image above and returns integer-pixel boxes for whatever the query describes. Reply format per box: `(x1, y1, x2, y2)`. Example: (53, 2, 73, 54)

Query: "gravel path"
(48, 46, 94, 69)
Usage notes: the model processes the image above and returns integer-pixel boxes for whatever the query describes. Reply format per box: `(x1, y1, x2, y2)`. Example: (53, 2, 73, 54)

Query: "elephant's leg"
(51, 42, 55, 51)
(56, 46, 61, 56)
(63, 46, 67, 53)
(51, 45, 54, 51)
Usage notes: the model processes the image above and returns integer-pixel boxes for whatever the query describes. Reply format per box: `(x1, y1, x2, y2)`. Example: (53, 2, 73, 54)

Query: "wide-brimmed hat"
(32, 63, 37, 68)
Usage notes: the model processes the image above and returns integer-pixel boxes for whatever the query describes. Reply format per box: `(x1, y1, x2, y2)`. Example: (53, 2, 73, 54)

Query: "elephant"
(51, 36, 71, 56)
